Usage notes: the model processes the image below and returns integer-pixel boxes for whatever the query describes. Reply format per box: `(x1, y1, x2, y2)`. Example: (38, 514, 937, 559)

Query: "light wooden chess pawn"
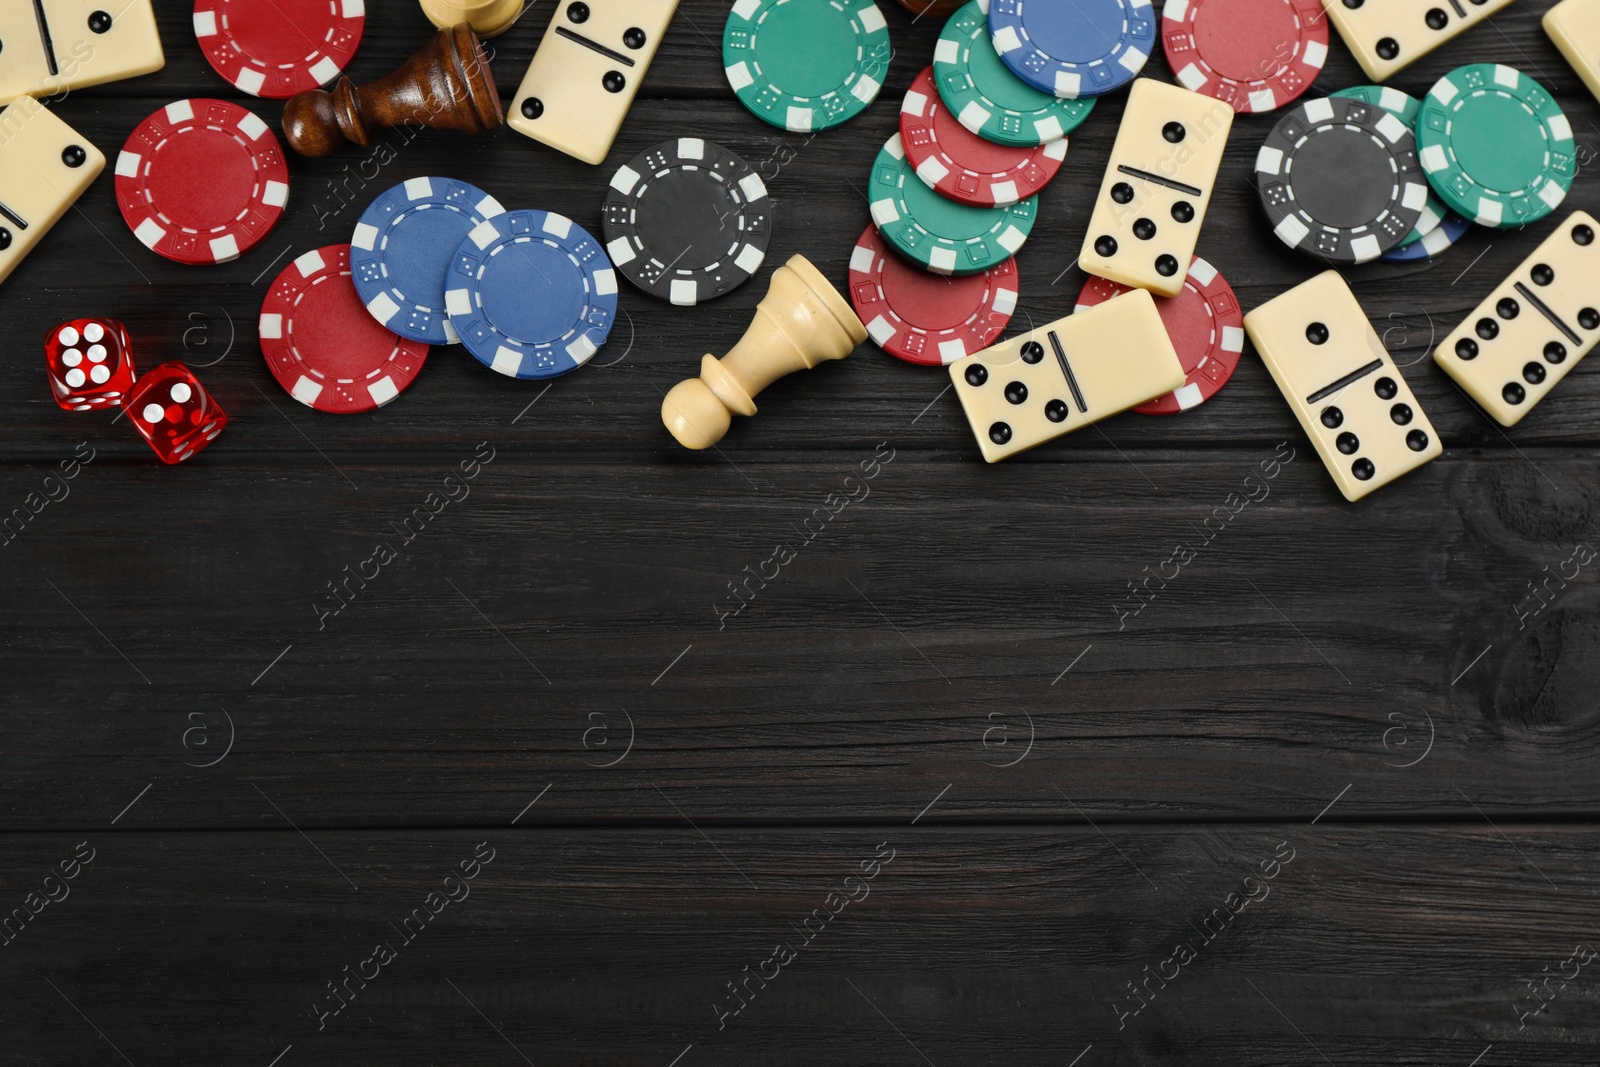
(419, 0, 524, 38)
(662, 255, 867, 450)
(282, 24, 503, 157)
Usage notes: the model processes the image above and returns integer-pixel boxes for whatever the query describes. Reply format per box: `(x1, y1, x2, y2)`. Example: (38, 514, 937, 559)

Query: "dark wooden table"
(4, 1, 1598, 1063)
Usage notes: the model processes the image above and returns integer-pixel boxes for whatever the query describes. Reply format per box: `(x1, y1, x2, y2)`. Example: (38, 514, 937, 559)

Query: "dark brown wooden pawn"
(282, 24, 505, 158)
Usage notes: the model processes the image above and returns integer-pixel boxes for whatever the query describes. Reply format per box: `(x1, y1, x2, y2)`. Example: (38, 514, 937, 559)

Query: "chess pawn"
(662, 255, 867, 450)
(282, 24, 504, 158)
(419, 0, 524, 38)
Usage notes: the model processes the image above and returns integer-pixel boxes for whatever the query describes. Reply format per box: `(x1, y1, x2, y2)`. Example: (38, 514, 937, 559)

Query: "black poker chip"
(1254, 95, 1429, 264)
(600, 139, 772, 306)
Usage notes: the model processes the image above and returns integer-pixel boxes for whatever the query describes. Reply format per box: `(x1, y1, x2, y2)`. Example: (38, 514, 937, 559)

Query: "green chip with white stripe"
(1417, 63, 1575, 229)
(723, 0, 891, 133)
(932, 0, 1095, 148)
(867, 133, 1037, 276)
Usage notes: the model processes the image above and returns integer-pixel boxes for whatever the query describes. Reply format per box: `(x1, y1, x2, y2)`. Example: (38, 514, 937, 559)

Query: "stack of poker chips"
(861, 0, 1262, 418)
(1258, 68, 1575, 266)
(256, 176, 622, 416)
(851, 0, 1114, 368)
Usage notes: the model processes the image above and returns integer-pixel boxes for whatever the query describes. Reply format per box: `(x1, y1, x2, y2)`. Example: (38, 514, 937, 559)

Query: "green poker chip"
(723, 0, 892, 133)
(932, 0, 1094, 148)
(868, 133, 1037, 275)
(1332, 86, 1449, 246)
(1417, 63, 1575, 229)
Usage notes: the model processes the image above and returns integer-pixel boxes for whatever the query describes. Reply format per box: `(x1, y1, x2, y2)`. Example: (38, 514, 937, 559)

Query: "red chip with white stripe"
(259, 244, 430, 414)
(1160, 0, 1327, 114)
(849, 225, 1017, 367)
(898, 66, 1066, 207)
(1075, 255, 1243, 414)
(193, 0, 366, 99)
(116, 98, 290, 265)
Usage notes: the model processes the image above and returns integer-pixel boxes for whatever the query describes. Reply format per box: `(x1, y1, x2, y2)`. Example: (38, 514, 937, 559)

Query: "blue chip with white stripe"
(446, 210, 619, 382)
(987, 0, 1155, 99)
(1380, 213, 1472, 262)
(351, 177, 505, 346)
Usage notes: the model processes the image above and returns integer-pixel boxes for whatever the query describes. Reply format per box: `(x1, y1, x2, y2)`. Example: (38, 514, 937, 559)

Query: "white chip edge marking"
(292, 376, 323, 406)
(739, 172, 768, 202)
(309, 57, 341, 86)
(352, 221, 379, 252)
(1275, 216, 1310, 246)
(610, 165, 640, 196)
(235, 69, 266, 96)
(606, 237, 637, 266)
(866, 315, 896, 346)
(295, 248, 326, 276)
(368, 376, 399, 406)
(238, 111, 269, 140)
(368, 292, 402, 326)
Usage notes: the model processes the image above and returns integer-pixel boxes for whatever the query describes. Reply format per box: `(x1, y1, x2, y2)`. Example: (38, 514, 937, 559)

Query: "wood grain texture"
(0, 828, 1596, 1065)
(3, 1, 1599, 1063)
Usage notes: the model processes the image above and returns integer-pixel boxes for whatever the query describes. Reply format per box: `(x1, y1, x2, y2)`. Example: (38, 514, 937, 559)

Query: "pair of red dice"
(44, 318, 228, 464)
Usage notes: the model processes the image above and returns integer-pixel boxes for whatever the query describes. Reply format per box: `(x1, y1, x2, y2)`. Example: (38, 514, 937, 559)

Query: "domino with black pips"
(0, 97, 105, 288)
(1322, 0, 1517, 82)
(1077, 78, 1232, 299)
(1244, 271, 1442, 501)
(1433, 210, 1600, 427)
(0, 0, 164, 106)
(508, 0, 679, 165)
(1545, 0, 1600, 105)
(948, 288, 1185, 463)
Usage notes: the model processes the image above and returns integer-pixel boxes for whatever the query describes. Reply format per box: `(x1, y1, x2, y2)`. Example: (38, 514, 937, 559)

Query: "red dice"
(125, 362, 227, 464)
(44, 318, 136, 410)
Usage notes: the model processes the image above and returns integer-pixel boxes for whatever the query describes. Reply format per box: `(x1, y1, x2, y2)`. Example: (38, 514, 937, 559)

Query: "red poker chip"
(116, 98, 289, 265)
(1161, 0, 1327, 114)
(193, 0, 366, 99)
(1075, 255, 1243, 415)
(849, 224, 1017, 367)
(259, 244, 430, 414)
(898, 66, 1066, 207)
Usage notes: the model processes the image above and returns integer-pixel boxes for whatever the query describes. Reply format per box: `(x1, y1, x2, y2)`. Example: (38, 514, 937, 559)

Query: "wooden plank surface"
(2, 826, 1599, 1066)
(3, 0, 1599, 1063)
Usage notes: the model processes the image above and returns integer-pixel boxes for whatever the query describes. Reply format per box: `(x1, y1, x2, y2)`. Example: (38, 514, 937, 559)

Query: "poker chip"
(723, 0, 892, 132)
(350, 177, 506, 346)
(445, 210, 618, 381)
(1333, 86, 1449, 245)
(1074, 255, 1242, 414)
(868, 134, 1037, 276)
(987, 0, 1154, 99)
(601, 138, 771, 306)
(933, 0, 1096, 147)
(115, 99, 289, 265)
(1255, 95, 1428, 264)
(1417, 64, 1575, 229)
(260, 245, 430, 413)
(899, 66, 1066, 207)
(193, 0, 366, 99)
(1380, 213, 1473, 262)
(1161, 0, 1327, 113)
(847, 224, 1017, 366)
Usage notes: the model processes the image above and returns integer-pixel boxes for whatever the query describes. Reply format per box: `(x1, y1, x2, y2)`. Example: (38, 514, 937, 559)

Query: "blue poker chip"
(987, 0, 1155, 99)
(1379, 213, 1473, 262)
(445, 209, 618, 381)
(351, 177, 506, 346)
